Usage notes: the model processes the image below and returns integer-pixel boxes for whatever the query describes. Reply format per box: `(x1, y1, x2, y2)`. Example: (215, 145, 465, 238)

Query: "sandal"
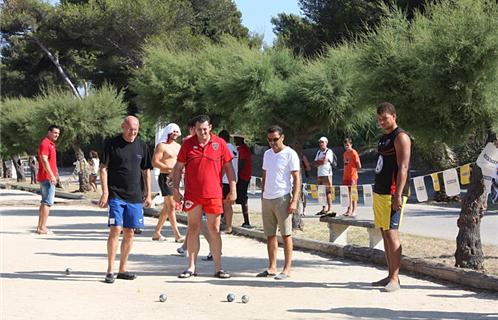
(152, 235, 167, 241)
(256, 270, 277, 277)
(175, 236, 185, 243)
(178, 270, 197, 278)
(214, 270, 230, 279)
(116, 271, 137, 280)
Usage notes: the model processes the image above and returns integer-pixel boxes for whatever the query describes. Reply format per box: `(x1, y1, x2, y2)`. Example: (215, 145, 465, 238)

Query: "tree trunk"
(72, 144, 92, 192)
(30, 36, 82, 100)
(12, 155, 26, 182)
(455, 164, 485, 270)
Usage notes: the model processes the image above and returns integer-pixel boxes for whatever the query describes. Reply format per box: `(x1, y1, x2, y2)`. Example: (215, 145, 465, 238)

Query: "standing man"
(219, 130, 238, 234)
(257, 125, 300, 280)
(172, 115, 236, 279)
(342, 137, 361, 217)
(314, 137, 335, 215)
(99, 116, 153, 284)
(36, 125, 60, 234)
(372, 102, 411, 292)
(151, 123, 184, 242)
(233, 133, 253, 228)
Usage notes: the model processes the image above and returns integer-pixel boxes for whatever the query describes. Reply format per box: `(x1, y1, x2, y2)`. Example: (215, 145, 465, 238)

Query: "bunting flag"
(443, 168, 461, 197)
(351, 185, 359, 201)
(431, 173, 441, 192)
(340, 186, 350, 207)
(363, 185, 373, 207)
(413, 176, 428, 202)
(318, 185, 327, 205)
(310, 184, 318, 199)
(459, 163, 471, 185)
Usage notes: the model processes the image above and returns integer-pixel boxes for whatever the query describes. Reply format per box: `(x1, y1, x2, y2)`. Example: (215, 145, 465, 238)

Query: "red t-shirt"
(343, 148, 360, 181)
(37, 137, 57, 182)
(177, 133, 233, 199)
(237, 143, 252, 181)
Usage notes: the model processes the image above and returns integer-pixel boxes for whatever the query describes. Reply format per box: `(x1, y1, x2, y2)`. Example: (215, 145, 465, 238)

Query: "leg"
(107, 226, 122, 273)
(37, 204, 50, 233)
(118, 228, 135, 273)
(165, 196, 183, 241)
(241, 204, 250, 225)
(384, 229, 401, 284)
(281, 235, 293, 275)
(152, 199, 170, 239)
(222, 201, 233, 233)
(267, 235, 278, 273)
(185, 206, 203, 272)
(206, 213, 223, 272)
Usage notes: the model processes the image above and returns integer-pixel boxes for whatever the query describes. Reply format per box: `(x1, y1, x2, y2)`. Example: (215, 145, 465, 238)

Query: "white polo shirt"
(262, 146, 300, 199)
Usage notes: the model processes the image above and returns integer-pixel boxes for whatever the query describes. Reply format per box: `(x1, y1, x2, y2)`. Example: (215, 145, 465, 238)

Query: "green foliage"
(357, 0, 498, 145)
(0, 85, 127, 156)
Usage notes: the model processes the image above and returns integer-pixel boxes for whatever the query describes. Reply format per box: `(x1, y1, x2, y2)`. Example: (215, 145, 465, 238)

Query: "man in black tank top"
(372, 102, 411, 292)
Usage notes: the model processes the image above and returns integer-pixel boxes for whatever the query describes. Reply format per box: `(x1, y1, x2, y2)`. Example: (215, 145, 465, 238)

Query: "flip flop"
(256, 270, 277, 277)
(274, 273, 290, 280)
(178, 270, 197, 278)
(175, 237, 185, 243)
(214, 270, 230, 279)
(152, 235, 167, 241)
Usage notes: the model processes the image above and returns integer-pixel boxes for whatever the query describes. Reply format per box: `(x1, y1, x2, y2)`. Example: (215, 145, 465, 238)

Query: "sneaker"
(241, 223, 253, 229)
(315, 210, 326, 216)
(176, 246, 187, 257)
(104, 273, 115, 284)
(133, 228, 143, 234)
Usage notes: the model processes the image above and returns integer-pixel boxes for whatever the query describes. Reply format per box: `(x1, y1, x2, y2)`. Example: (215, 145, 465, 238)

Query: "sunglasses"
(267, 137, 281, 143)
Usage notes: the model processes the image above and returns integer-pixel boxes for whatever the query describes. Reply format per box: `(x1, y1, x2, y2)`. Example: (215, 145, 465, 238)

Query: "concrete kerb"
(0, 182, 84, 200)
(144, 206, 498, 292)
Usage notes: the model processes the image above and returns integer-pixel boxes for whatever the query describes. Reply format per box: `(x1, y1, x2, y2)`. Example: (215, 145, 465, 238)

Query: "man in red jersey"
(173, 115, 236, 278)
(36, 125, 60, 234)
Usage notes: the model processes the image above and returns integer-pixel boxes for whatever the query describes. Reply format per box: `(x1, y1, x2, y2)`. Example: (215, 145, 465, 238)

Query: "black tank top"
(374, 127, 410, 196)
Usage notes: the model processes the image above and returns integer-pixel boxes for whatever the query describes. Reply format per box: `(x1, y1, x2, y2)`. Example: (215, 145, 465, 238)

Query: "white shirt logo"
(375, 155, 384, 174)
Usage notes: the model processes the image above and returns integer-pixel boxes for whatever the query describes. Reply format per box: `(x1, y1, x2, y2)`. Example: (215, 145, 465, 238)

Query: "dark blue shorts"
(108, 198, 144, 228)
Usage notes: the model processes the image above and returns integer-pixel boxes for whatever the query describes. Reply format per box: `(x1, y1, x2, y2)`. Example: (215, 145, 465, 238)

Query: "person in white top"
(89, 150, 100, 192)
(219, 130, 238, 234)
(257, 125, 301, 280)
(314, 136, 335, 215)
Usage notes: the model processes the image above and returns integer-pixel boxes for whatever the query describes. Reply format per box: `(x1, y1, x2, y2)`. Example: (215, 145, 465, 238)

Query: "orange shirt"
(343, 149, 360, 181)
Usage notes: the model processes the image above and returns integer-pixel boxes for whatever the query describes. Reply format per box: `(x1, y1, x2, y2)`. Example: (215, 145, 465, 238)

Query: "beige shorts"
(261, 194, 292, 237)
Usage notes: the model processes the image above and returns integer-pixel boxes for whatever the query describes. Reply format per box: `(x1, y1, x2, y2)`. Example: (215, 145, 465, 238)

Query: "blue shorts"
(108, 198, 144, 229)
(40, 180, 55, 206)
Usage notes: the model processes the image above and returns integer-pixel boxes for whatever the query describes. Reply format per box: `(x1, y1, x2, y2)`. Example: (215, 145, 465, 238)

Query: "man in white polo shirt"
(314, 136, 335, 215)
(257, 125, 301, 280)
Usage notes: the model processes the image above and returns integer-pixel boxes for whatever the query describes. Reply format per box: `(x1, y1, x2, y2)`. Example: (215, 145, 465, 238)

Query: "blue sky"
(233, 0, 302, 45)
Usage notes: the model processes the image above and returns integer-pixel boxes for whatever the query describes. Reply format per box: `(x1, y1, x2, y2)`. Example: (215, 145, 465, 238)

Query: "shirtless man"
(152, 123, 184, 242)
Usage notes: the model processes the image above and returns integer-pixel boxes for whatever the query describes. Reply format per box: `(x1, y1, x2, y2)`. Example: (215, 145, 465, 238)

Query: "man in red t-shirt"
(342, 137, 362, 217)
(173, 115, 236, 279)
(36, 125, 60, 234)
(233, 134, 253, 228)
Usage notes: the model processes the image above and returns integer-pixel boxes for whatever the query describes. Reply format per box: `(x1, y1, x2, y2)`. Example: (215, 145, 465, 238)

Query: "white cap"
(318, 136, 328, 143)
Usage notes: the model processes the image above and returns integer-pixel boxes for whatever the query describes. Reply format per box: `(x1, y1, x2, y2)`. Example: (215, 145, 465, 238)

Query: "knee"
(188, 223, 201, 234)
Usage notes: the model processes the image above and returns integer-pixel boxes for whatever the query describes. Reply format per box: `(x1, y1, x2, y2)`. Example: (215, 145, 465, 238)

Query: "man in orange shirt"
(342, 138, 361, 216)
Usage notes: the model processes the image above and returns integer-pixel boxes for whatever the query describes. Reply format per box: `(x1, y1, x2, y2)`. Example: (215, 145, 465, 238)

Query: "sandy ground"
(1, 189, 498, 320)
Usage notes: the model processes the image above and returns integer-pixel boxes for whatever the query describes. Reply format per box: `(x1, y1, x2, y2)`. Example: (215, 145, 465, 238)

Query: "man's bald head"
(121, 115, 140, 143)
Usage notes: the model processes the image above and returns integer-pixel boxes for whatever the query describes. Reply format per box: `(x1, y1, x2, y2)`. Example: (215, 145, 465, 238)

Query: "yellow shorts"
(373, 193, 407, 230)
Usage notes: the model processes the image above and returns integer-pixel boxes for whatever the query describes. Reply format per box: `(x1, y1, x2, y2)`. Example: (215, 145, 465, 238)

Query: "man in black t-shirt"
(99, 116, 153, 284)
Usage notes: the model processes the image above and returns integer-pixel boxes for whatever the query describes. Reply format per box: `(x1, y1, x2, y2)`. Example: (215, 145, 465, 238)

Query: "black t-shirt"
(102, 135, 152, 203)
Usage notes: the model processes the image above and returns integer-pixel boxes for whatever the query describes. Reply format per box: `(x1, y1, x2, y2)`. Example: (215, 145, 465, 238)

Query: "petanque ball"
(227, 293, 235, 302)
(159, 293, 168, 302)
(65, 268, 72, 275)
(241, 295, 249, 304)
